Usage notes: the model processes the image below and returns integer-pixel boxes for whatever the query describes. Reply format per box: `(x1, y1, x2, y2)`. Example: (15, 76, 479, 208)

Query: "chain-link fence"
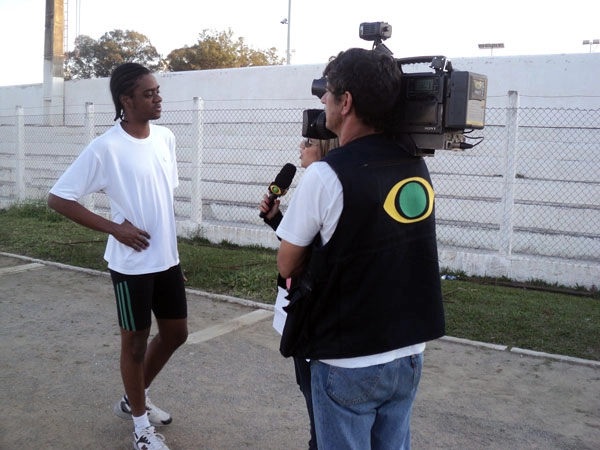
(1, 104, 599, 269)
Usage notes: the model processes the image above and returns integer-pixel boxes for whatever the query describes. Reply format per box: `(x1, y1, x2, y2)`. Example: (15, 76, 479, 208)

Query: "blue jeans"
(310, 353, 423, 450)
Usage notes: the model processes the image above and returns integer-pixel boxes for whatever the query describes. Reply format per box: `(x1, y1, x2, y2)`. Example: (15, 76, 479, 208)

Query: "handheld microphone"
(259, 163, 297, 218)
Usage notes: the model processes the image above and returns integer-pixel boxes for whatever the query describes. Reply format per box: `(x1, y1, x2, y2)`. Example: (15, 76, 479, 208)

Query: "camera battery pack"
(445, 72, 487, 130)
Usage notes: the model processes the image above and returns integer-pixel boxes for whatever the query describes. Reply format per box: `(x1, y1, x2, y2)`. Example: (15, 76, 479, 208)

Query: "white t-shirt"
(277, 161, 425, 368)
(50, 123, 180, 275)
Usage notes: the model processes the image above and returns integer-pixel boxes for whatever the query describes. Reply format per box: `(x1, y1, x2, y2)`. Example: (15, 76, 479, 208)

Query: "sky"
(0, 0, 599, 86)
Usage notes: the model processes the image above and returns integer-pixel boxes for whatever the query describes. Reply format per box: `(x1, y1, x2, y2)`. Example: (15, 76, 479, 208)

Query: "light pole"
(582, 39, 599, 53)
(281, 0, 292, 64)
(478, 43, 504, 56)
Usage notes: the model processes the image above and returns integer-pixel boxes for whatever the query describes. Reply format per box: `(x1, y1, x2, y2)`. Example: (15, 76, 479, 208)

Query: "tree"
(64, 30, 163, 80)
(166, 29, 284, 72)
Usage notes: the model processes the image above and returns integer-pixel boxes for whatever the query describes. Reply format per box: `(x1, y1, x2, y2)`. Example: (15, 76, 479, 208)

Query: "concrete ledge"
(185, 287, 275, 312)
(438, 248, 600, 290)
(510, 347, 600, 368)
(440, 335, 508, 351)
(2, 251, 598, 368)
(0, 251, 110, 278)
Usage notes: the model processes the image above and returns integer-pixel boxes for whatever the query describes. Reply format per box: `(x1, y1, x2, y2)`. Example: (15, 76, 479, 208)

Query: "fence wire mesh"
(1, 106, 599, 264)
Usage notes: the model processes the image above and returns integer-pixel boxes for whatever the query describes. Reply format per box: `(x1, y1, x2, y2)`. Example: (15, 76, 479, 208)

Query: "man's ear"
(341, 91, 353, 115)
(119, 94, 131, 109)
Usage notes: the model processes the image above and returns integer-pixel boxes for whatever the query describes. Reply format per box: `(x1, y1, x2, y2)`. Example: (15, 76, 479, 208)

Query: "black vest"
(302, 134, 445, 359)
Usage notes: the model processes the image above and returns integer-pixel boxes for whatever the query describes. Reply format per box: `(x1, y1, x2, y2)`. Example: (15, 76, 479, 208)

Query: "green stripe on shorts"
(117, 281, 136, 331)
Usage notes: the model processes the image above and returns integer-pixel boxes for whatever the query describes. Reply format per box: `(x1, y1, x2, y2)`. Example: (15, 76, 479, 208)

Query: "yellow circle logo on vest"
(383, 177, 434, 223)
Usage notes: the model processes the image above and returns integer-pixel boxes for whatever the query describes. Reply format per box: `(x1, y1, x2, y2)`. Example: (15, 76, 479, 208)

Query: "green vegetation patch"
(1, 202, 598, 361)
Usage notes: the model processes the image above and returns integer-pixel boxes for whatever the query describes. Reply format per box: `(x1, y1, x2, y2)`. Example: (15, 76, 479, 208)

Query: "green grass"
(442, 282, 598, 358)
(1, 201, 598, 361)
(178, 237, 279, 301)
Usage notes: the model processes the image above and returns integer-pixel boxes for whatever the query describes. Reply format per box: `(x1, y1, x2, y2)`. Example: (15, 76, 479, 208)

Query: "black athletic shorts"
(110, 264, 188, 332)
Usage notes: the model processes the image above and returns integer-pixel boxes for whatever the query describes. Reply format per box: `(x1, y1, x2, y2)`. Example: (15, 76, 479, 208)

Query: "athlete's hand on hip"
(115, 219, 151, 251)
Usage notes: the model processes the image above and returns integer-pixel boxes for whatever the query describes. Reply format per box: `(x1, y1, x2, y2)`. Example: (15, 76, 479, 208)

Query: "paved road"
(1, 253, 598, 450)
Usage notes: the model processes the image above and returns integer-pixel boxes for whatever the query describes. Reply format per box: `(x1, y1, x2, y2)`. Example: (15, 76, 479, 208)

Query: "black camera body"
(302, 22, 487, 156)
(390, 55, 487, 154)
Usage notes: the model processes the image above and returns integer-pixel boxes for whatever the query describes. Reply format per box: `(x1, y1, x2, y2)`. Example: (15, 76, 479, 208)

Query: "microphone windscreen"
(272, 163, 297, 193)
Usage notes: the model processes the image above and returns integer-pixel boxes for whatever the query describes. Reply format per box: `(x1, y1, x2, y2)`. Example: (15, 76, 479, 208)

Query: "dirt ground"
(1, 253, 599, 450)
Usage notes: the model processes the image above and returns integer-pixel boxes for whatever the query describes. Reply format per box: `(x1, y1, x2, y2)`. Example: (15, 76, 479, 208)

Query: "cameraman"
(276, 48, 445, 450)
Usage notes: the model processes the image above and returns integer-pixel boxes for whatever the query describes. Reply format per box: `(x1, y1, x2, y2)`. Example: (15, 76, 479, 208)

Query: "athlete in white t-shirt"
(48, 63, 186, 450)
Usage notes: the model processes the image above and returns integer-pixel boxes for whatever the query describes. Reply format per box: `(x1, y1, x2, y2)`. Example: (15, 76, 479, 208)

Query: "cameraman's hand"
(113, 219, 151, 252)
(259, 194, 280, 221)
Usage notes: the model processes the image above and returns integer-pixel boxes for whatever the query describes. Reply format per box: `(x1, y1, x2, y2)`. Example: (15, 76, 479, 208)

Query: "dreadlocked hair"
(110, 63, 151, 122)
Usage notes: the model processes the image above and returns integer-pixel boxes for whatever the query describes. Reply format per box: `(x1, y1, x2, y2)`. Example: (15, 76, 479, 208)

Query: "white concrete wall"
(447, 53, 600, 109)
(2, 53, 599, 121)
(0, 83, 47, 118)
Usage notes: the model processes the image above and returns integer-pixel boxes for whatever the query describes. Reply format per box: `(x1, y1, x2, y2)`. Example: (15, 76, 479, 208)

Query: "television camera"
(302, 22, 488, 156)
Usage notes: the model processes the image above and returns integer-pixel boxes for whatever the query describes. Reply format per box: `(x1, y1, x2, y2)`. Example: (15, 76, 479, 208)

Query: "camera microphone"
(259, 163, 297, 218)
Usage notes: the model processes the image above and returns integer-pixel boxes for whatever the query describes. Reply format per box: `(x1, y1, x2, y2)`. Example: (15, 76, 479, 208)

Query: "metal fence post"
(83, 102, 96, 211)
(190, 97, 204, 225)
(84, 102, 95, 142)
(499, 91, 520, 256)
(15, 106, 25, 201)
(82, 102, 95, 211)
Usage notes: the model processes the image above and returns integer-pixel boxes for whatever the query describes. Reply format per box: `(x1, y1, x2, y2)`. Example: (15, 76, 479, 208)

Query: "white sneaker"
(115, 395, 173, 426)
(145, 396, 173, 426)
(133, 426, 170, 450)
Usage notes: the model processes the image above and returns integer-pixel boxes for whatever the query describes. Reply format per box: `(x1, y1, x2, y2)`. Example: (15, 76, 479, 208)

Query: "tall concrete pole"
(43, 0, 65, 124)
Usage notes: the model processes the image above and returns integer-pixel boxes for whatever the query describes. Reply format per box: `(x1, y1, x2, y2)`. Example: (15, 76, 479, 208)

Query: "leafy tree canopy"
(166, 29, 284, 71)
(64, 29, 162, 80)
(63, 28, 283, 79)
